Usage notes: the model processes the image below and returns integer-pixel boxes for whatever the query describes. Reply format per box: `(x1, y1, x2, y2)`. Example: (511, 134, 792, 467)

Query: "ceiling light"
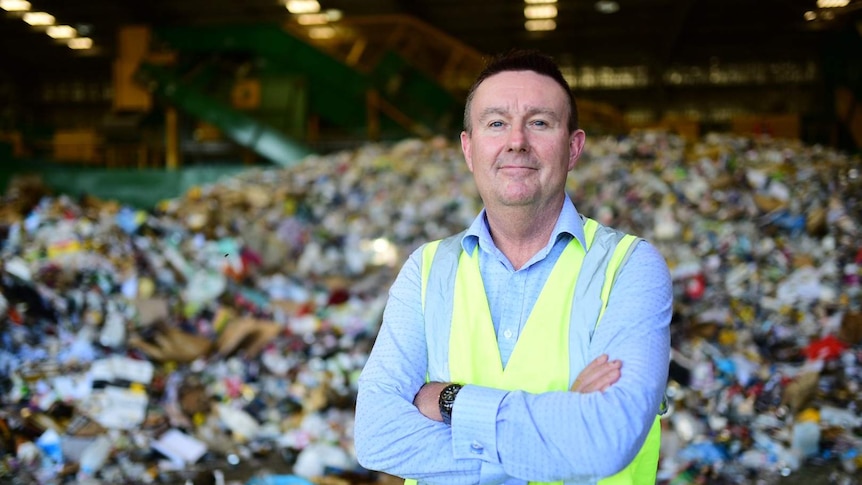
(308, 26, 336, 39)
(803, 10, 817, 21)
(296, 13, 328, 25)
(525, 19, 556, 31)
(524, 5, 557, 19)
(47, 25, 76, 39)
(325, 9, 343, 22)
(0, 0, 30, 11)
(23, 11, 54, 26)
(286, 0, 320, 14)
(817, 0, 849, 7)
(68, 37, 93, 49)
(524, 0, 557, 3)
(595, 0, 620, 14)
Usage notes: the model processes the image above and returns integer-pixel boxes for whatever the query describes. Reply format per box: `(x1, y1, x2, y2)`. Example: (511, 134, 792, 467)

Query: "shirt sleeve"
(356, 247, 507, 484)
(453, 240, 672, 482)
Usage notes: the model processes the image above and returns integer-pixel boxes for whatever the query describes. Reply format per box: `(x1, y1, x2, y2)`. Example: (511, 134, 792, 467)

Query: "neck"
(485, 198, 563, 270)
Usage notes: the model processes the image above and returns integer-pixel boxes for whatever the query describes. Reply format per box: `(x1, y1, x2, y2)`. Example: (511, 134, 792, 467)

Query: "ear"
(568, 129, 586, 171)
(460, 131, 474, 172)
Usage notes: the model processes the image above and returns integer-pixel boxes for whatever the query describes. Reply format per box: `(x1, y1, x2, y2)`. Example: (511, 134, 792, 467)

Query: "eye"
(489, 120, 504, 128)
(531, 120, 548, 127)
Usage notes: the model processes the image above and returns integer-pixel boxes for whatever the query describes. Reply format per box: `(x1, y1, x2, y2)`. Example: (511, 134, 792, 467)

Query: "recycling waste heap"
(0, 132, 860, 485)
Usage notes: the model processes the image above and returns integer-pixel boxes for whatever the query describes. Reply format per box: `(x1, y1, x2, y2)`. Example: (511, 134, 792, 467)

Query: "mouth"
(499, 165, 538, 172)
(497, 155, 538, 172)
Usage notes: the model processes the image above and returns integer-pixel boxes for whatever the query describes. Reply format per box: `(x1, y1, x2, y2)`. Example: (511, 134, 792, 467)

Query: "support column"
(165, 106, 180, 169)
(367, 90, 381, 141)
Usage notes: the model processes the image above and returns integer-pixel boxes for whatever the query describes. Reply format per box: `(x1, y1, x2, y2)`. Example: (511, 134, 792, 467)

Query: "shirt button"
(471, 441, 484, 454)
(503, 329, 513, 339)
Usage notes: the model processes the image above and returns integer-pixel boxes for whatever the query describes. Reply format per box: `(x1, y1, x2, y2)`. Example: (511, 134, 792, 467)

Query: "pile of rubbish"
(0, 132, 860, 484)
(574, 132, 862, 484)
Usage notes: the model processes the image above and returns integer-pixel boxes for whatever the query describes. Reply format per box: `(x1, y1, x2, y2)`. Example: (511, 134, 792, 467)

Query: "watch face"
(439, 383, 462, 425)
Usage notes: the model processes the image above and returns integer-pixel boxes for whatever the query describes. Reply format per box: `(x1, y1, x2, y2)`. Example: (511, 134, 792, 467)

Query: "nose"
(507, 125, 529, 152)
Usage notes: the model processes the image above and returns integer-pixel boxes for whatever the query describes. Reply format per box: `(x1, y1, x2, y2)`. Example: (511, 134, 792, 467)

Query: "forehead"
(471, 70, 569, 112)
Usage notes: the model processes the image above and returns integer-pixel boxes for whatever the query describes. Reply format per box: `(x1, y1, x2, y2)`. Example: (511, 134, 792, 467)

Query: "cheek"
(547, 143, 573, 166)
(473, 145, 497, 166)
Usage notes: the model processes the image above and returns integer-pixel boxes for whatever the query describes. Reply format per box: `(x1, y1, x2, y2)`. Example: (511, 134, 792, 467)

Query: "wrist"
(438, 383, 463, 425)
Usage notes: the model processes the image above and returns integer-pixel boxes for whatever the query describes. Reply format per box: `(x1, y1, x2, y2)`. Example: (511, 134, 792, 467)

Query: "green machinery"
(137, 23, 464, 166)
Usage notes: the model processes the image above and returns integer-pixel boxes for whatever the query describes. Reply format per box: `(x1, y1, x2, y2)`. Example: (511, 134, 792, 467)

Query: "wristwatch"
(438, 383, 463, 426)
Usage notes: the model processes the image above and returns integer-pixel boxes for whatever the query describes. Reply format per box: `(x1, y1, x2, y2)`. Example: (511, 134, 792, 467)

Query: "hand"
(570, 354, 621, 393)
(413, 382, 450, 421)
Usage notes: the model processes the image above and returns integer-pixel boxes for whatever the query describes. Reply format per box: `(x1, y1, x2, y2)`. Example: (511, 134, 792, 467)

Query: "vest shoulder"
(425, 230, 467, 257)
(585, 217, 637, 239)
(585, 218, 642, 248)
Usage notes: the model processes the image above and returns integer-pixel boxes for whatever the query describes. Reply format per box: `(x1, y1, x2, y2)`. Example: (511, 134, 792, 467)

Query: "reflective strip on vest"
(405, 218, 660, 485)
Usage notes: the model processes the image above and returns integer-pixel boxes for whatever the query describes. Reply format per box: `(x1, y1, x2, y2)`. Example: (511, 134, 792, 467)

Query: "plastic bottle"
(77, 435, 113, 479)
(791, 421, 820, 458)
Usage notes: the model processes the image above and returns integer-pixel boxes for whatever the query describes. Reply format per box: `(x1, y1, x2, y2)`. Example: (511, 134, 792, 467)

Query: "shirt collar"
(461, 195, 587, 256)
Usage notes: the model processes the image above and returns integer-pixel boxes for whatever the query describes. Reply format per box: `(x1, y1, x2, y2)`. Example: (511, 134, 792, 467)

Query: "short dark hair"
(463, 49, 578, 134)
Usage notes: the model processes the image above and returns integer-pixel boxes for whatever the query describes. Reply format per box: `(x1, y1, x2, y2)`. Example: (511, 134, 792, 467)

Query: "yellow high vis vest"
(407, 218, 661, 485)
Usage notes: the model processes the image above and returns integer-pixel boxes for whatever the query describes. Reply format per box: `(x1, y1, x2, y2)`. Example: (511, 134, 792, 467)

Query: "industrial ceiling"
(2, 0, 862, 151)
(1, 0, 860, 79)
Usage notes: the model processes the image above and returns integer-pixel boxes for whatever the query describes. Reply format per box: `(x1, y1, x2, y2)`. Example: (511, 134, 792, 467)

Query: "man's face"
(460, 70, 585, 212)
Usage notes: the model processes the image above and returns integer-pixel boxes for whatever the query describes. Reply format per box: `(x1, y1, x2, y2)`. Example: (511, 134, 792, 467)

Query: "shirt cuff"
(451, 385, 507, 464)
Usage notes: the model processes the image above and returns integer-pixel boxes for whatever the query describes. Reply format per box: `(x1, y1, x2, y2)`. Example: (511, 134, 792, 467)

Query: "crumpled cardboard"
(133, 298, 171, 327)
(215, 317, 281, 358)
(128, 325, 213, 363)
(839, 311, 862, 345)
(781, 370, 820, 412)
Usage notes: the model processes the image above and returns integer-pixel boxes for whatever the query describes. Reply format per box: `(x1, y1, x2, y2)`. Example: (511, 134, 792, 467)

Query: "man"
(355, 50, 672, 485)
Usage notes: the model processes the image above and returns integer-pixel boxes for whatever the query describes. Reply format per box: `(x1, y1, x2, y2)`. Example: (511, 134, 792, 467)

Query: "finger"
(584, 364, 621, 393)
(573, 355, 612, 388)
(576, 364, 618, 392)
(573, 360, 621, 393)
(571, 354, 608, 391)
(570, 354, 609, 390)
(584, 354, 609, 371)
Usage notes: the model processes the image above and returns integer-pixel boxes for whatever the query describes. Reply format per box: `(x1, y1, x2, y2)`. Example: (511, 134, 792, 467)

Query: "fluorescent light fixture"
(325, 9, 343, 22)
(524, 0, 557, 3)
(23, 11, 54, 26)
(308, 26, 336, 39)
(803, 10, 817, 20)
(0, 0, 30, 11)
(524, 5, 557, 19)
(68, 37, 93, 49)
(817, 0, 848, 7)
(525, 19, 556, 31)
(47, 25, 77, 39)
(286, 0, 320, 14)
(595, 0, 620, 14)
(296, 13, 328, 25)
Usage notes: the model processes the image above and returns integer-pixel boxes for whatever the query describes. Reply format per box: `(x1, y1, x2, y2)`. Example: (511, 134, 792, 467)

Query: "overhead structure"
(286, 13, 628, 134)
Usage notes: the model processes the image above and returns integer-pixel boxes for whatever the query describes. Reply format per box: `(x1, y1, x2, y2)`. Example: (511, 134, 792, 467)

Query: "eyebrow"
(478, 106, 561, 122)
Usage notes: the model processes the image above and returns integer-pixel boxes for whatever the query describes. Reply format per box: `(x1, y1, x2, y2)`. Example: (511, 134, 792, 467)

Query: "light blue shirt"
(355, 196, 672, 484)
